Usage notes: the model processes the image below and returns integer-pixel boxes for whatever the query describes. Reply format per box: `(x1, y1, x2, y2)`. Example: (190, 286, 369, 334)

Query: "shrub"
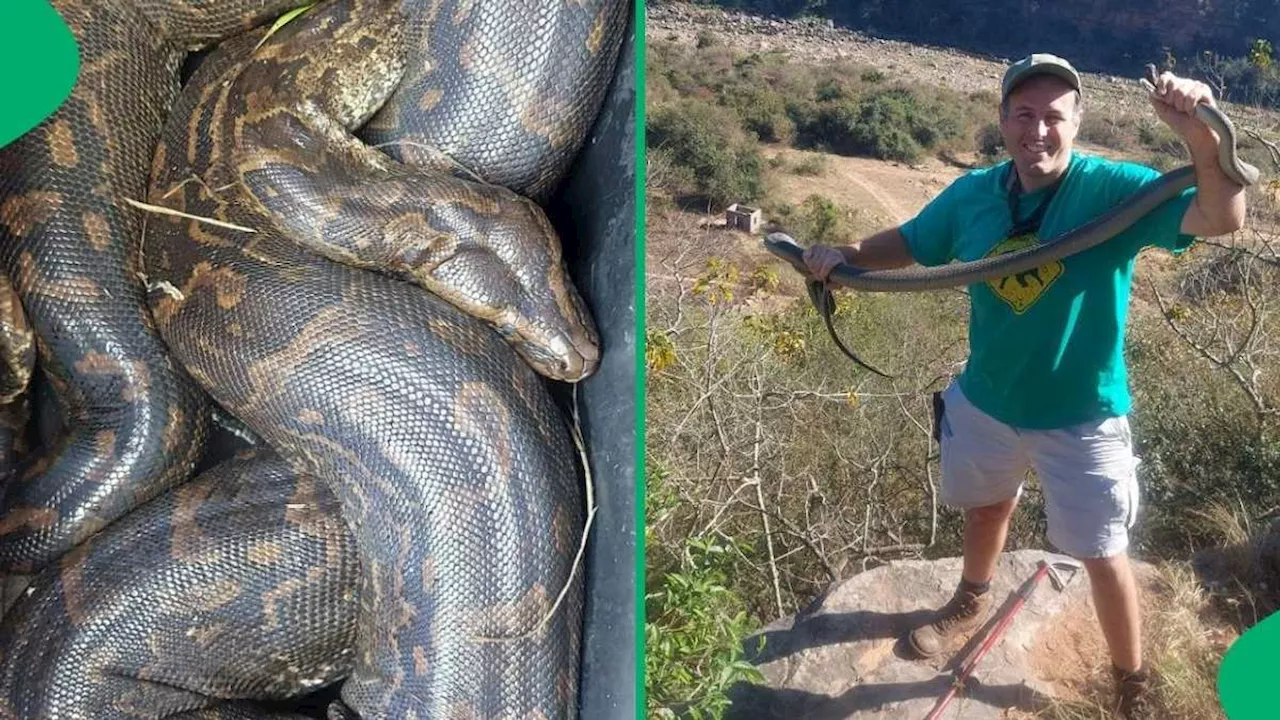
(791, 154, 828, 176)
(647, 99, 766, 208)
(844, 91, 927, 162)
(645, 534, 765, 720)
(723, 84, 796, 144)
(770, 194, 856, 245)
(803, 87, 964, 163)
(801, 194, 842, 243)
(975, 122, 1004, 159)
(646, 330, 678, 374)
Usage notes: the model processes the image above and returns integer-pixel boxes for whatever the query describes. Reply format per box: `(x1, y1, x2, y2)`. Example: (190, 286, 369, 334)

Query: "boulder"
(727, 549, 1107, 719)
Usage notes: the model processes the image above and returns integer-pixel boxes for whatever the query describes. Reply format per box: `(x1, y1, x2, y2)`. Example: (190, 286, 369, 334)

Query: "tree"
(1249, 38, 1273, 70)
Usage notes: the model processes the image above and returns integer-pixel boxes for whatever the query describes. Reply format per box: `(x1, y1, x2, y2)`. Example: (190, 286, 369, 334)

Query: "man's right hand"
(801, 245, 847, 282)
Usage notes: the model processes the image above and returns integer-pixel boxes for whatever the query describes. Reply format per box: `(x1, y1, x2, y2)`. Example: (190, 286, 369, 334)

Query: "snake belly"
(359, 0, 629, 203)
(142, 1, 587, 716)
(0, 0, 317, 575)
(0, 448, 358, 720)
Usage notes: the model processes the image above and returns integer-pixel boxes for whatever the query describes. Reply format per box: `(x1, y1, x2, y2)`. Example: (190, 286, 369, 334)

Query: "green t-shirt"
(901, 152, 1196, 429)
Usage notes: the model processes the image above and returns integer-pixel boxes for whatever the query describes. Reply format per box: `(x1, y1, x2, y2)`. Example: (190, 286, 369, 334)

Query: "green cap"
(1001, 53, 1081, 101)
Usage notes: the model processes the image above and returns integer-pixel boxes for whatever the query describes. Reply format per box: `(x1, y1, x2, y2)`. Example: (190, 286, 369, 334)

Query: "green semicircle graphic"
(1219, 608, 1280, 718)
(0, 0, 79, 150)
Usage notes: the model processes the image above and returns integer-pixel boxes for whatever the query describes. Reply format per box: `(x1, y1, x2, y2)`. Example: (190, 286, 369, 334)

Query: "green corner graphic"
(1219, 609, 1280, 718)
(0, 0, 79, 150)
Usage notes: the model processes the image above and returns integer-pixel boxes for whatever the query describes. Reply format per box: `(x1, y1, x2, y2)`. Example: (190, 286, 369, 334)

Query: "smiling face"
(999, 75, 1082, 190)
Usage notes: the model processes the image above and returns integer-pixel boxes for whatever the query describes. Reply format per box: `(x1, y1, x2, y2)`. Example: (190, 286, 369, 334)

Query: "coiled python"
(0, 449, 359, 719)
(0, 0, 623, 574)
(0, 0, 624, 717)
(358, 0, 627, 203)
(136, 0, 621, 716)
(0, 0, 322, 576)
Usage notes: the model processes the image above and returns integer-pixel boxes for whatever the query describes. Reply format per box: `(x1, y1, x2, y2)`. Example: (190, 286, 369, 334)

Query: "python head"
(398, 183, 601, 383)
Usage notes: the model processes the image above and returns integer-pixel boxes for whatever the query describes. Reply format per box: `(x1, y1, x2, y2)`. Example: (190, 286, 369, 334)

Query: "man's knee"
(966, 497, 1018, 526)
(1081, 551, 1131, 580)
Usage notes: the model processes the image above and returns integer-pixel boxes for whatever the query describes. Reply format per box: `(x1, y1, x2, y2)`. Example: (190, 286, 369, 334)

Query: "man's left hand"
(1147, 71, 1220, 144)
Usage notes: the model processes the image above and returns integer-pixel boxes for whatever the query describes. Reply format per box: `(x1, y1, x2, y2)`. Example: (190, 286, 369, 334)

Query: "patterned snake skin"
(0, 0, 313, 575)
(360, 0, 628, 203)
(0, 0, 623, 714)
(133, 0, 622, 716)
(0, 449, 359, 719)
(0, 276, 34, 483)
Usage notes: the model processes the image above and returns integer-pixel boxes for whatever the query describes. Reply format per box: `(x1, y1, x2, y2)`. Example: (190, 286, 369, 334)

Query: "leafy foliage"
(647, 99, 766, 208)
(769, 194, 858, 245)
(687, 0, 1280, 108)
(645, 534, 766, 719)
(645, 39, 991, 204)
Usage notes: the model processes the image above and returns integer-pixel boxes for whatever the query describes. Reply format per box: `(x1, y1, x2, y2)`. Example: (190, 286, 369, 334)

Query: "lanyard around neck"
(1005, 162, 1068, 237)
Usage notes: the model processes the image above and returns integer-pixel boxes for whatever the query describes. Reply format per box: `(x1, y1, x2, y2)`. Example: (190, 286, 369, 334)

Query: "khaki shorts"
(937, 382, 1141, 559)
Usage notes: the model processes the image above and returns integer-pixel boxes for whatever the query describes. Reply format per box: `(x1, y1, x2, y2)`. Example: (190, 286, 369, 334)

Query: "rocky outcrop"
(726, 549, 1118, 720)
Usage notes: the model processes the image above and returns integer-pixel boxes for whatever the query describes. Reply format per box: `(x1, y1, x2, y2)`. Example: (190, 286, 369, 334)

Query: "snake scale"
(0, 0, 300, 574)
(0, 278, 33, 484)
(0, 0, 626, 717)
(0, 449, 359, 719)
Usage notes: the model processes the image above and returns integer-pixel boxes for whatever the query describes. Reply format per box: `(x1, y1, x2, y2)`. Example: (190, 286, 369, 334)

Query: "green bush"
(975, 122, 1004, 159)
(785, 96, 823, 145)
(1191, 49, 1280, 107)
(801, 194, 842, 243)
(646, 534, 765, 720)
(646, 39, 990, 163)
(769, 194, 855, 245)
(791, 154, 828, 176)
(814, 76, 855, 103)
(843, 90, 926, 161)
(801, 88, 965, 163)
(647, 99, 766, 208)
(722, 83, 796, 144)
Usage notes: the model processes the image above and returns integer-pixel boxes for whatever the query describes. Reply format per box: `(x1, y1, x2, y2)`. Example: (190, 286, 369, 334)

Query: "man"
(802, 54, 1246, 718)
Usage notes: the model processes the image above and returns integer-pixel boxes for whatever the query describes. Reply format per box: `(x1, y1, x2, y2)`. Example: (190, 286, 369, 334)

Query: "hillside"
(650, 0, 1280, 102)
(645, 4, 1280, 719)
(646, 0, 1280, 311)
(648, 2, 1280, 131)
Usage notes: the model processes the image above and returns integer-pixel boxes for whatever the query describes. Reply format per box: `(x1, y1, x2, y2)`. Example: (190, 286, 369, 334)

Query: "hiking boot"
(907, 585, 993, 658)
(1113, 665, 1156, 719)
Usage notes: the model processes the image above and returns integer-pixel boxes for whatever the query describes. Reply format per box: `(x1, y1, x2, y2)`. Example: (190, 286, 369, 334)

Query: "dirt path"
(764, 146, 961, 234)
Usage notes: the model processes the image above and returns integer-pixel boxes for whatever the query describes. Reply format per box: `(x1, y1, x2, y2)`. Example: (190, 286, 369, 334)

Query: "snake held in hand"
(766, 71, 1259, 291)
(765, 68, 1259, 376)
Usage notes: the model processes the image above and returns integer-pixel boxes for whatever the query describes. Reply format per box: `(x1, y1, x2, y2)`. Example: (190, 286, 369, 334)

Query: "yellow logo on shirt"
(983, 233, 1063, 314)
